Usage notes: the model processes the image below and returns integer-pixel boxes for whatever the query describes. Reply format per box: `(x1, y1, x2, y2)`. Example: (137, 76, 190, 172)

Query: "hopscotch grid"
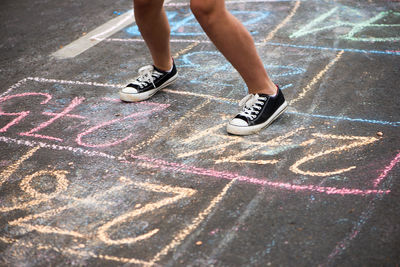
(0, 78, 395, 197)
(3, 77, 398, 127)
(0, 136, 391, 196)
(2, 1, 398, 266)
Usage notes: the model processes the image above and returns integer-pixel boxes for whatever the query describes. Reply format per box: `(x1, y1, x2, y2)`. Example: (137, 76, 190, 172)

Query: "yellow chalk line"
(262, 0, 301, 43)
(215, 127, 308, 164)
(177, 140, 240, 158)
(290, 133, 378, 176)
(173, 41, 199, 59)
(97, 179, 196, 245)
(0, 146, 40, 187)
(290, 50, 344, 105)
(181, 123, 226, 143)
(122, 99, 211, 156)
(150, 179, 236, 264)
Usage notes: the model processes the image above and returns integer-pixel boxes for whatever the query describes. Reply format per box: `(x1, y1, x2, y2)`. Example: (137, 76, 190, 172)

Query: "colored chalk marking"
(0, 136, 390, 196)
(261, 0, 301, 43)
(0, 93, 52, 133)
(373, 151, 400, 187)
(290, 7, 400, 42)
(20, 97, 85, 142)
(290, 133, 378, 176)
(150, 179, 236, 264)
(97, 179, 196, 245)
(126, 11, 270, 37)
(287, 111, 400, 127)
(0, 146, 40, 187)
(291, 50, 344, 104)
(76, 103, 169, 148)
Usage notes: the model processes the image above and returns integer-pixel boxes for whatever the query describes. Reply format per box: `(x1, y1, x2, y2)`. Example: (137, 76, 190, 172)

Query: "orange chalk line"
(215, 127, 308, 164)
(6, 239, 153, 266)
(97, 179, 196, 245)
(4, 178, 198, 265)
(290, 134, 379, 176)
(122, 99, 211, 156)
(0, 169, 69, 212)
(177, 140, 240, 158)
(181, 123, 226, 143)
(0, 146, 40, 187)
(20, 170, 69, 199)
(150, 179, 236, 264)
(261, 0, 301, 43)
(173, 41, 200, 59)
(290, 50, 344, 104)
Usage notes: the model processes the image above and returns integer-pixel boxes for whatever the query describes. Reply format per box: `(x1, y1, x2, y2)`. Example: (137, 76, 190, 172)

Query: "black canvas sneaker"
(227, 86, 288, 135)
(119, 61, 178, 102)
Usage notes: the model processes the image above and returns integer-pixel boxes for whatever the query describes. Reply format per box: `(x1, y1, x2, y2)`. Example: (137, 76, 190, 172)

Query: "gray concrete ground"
(1, 0, 399, 266)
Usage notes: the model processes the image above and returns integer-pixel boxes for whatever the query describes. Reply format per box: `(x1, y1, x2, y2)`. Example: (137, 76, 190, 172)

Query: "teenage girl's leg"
(133, 0, 172, 71)
(190, 0, 277, 95)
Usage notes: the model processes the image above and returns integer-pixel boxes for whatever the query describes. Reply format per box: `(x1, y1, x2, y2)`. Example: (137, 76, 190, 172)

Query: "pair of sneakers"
(119, 61, 287, 135)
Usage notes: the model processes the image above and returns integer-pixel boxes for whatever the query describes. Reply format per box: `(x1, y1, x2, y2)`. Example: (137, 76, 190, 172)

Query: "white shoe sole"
(226, 101, 288, 136)
(119, 72, 178, 102)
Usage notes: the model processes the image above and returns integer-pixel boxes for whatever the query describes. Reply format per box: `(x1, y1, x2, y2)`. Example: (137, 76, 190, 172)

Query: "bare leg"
(133, 0, 172, 71)
(191, 0, 276, 95)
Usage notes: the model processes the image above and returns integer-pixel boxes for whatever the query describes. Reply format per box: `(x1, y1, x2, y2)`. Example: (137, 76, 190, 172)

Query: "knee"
(134, 0, 156, 12)
(190, 0, 220, 24)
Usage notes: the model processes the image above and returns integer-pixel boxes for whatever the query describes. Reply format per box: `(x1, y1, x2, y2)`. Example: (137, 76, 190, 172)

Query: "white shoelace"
(130, 65, 163, 89)
(238, 94, 267, 120)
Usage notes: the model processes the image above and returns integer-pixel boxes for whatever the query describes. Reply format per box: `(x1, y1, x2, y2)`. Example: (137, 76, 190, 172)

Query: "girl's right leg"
(134, 0, 172, 71)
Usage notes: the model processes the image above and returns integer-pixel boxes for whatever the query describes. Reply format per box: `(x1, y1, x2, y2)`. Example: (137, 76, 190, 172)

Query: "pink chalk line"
(76, 103, 169, 148)
(127, 154, 390, 196)
(0, 136, 391, 196)
(373, 151, 400, 187)
(164, 0, 300, 6)
(20, 97, 85, 142)
(0, 93, 53, 133)
(324, 151, 400, 265)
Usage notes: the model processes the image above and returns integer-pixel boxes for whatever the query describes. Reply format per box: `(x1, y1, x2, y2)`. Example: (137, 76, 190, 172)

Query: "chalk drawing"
(126, 11, 270, 37)
(0, 146, 40, 187)
(325, 152, 400, 264)
(0, 93, 52, 133)
(20, 97, 84, 142)
(102, 37, 400, 56)
(373, 151, 400, 188)
(291, 50, 344, 104)
(76, 103, 169, 148)
(122, 99, 211, 156)
(290, 133, 379, 176)
(149, 179, 236, 264)
(97, 179, 196, 245)
(291, 7, 400, 42)
(261, 0, 301, 43)
(20, 169, 69, 199)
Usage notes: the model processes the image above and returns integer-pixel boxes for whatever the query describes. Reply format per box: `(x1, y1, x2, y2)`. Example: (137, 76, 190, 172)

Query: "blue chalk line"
(264, 42, 400, 56)
(288, 111, 400, 126)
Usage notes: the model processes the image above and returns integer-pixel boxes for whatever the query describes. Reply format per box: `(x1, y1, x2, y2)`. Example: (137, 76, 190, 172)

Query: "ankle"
(154, 58, 173, 72)
(249, 83, 278, 96)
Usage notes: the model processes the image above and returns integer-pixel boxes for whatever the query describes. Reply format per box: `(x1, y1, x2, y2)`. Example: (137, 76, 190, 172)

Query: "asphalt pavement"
(0, 0, 399, 266)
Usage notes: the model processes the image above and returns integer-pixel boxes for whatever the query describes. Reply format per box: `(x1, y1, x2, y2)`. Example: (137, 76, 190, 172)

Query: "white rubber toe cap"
(120, 86, 139, 94)
(230, 118, 249, 127)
